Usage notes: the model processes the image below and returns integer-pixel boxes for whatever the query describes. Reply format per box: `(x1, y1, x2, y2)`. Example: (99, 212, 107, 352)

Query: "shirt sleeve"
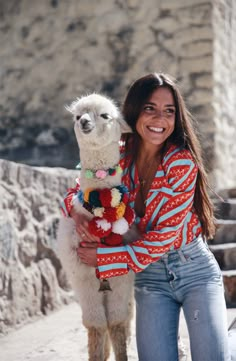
(60, 183, 80, 217)
(96, 150, 199, 279)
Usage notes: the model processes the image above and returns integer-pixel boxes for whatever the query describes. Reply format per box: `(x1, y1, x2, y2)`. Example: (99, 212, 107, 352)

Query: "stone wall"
(212, 0, 236, 189)
(0, 159, 77, 333)
(0, 0, 222, 182)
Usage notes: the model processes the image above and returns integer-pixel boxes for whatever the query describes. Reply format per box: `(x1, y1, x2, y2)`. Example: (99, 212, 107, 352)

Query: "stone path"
(0, 303, 236, 361)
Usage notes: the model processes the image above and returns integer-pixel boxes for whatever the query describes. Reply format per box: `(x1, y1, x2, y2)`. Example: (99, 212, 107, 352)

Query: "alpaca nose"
(80, 113, 94, 133)
(80, 118, 89, 128)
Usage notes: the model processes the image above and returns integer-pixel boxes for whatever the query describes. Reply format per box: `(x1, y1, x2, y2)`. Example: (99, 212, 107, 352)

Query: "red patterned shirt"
(61, 144, 202, 279)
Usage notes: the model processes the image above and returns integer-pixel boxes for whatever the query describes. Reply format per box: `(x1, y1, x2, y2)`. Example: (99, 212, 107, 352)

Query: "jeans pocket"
(181, 248, 223, 284)
(183, 244, 214, 265)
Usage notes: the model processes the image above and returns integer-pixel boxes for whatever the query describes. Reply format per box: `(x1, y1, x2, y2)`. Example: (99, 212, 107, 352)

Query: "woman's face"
(136, 87, 176, 149)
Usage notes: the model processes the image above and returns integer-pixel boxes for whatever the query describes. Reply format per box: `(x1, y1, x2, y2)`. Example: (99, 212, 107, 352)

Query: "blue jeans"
(135, 237, 234, 361)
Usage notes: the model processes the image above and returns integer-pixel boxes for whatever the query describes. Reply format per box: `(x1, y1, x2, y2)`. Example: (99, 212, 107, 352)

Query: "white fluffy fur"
(57, 94, 135, 361)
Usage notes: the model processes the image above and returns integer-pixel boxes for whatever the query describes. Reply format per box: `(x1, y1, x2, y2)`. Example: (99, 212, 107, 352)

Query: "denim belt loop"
(161, 254, 168, 267)
(177, 249, 188, 263)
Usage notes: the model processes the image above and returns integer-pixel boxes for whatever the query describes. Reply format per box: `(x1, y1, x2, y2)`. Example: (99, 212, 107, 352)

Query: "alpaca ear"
(118, 118, 133, 134)
(65, 104, 73, 113)
(65, 98, 80, 114)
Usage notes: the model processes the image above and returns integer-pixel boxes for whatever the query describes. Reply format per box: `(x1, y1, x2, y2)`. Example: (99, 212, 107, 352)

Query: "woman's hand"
(77, 246, 98, 267)
(70, 209, 100, 267)
(70, 209, 100, 243)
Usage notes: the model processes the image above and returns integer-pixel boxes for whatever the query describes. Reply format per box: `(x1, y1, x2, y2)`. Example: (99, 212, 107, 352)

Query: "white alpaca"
(57, 94, 136, 361)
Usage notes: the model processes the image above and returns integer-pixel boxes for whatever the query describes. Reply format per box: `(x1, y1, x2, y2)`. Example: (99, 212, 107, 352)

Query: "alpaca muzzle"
(80, 113, 94, 134)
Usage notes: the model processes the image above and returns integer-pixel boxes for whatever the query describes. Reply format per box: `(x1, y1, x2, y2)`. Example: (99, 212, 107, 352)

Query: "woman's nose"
(153, 110, 163, 119)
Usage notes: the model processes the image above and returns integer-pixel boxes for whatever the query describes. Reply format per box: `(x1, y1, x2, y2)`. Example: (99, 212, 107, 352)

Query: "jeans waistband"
(161, 235, 205, 260)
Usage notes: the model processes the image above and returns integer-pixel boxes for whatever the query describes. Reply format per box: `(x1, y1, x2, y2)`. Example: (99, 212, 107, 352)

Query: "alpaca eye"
(100, 113, 112, 120)
(76, 115, 81, 120)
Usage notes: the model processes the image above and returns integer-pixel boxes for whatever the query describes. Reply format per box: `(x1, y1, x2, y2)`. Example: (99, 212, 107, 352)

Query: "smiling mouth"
(147, 126, 165, 133)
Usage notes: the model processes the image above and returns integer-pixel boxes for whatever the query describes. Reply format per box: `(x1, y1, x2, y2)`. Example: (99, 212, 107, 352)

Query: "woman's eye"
(143, 106, 154, 112)
(76, 115, 81, 120)
(100, 113, 112, 120)
(165, 108, 175, 115)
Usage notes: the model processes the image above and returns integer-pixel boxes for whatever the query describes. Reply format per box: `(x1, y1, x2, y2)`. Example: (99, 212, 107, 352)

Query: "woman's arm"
(60, 183, 80, 217)
(60, 183, 100, 243)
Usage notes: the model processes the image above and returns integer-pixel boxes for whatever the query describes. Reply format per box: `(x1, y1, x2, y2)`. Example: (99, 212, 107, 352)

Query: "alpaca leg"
(108, 322, 128, 361)
(178, 334, 187, 361)
(104, 331, 111, 361)
(87, 326, 108, 361)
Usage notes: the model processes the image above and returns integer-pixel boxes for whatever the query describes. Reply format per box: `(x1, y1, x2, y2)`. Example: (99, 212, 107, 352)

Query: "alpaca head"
(66, 93, 131, 149)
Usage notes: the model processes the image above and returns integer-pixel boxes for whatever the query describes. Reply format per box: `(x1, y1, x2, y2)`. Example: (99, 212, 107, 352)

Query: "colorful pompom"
(85, 170, 94, 179)
(84, 188, 93, 203)
(122, 192, 129, 205)
(108, 168, 116, 176)
(124, 205, 135, 225)
(99, 188, 112, 207)
(105, 233, 123, 246)
(93, 207, 105, 218)
(77, 190, 84, 204)
(88, 190, 102, 207)
(88, 217, 112, 237)
(116, 202, 126, 219)
(95, 170, 108, 179)
(115, 165, 122, 174)
(112, 217, 129, 235)
(111, 188, 122, 207)
(116, 184, 128, 194)
(79, 183, 134, 246)
(103, 207, 118, 222)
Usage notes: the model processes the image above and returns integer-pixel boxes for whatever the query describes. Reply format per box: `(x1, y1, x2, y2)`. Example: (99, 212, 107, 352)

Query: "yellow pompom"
(116, 202, 126, 219)
(84, 188, 92, 202)
(116, 165, 122, 174)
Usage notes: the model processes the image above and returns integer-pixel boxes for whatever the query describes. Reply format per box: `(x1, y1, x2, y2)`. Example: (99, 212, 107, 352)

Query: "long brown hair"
(122, 73, 216, 239)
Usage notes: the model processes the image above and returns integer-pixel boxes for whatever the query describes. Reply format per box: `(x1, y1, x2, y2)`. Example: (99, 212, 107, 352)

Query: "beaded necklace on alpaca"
(76, 163, 122, 180)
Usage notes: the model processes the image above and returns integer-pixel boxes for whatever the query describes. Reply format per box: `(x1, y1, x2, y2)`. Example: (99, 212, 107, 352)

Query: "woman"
(63, 73, 236, 360)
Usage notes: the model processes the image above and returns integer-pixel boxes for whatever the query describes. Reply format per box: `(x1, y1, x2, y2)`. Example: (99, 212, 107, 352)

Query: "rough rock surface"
(1, 157, 236, 333)
(0, 159, 77, 333)
(1, 0, 235, 189)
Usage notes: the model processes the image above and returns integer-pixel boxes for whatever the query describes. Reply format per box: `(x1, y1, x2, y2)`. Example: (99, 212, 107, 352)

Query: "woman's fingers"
(72, 214, 99, 242)
(77, 247, 98, 267)
(78, 227, 89, 240)
(80, 241, 99, 248)
(78, 228, 100, 243)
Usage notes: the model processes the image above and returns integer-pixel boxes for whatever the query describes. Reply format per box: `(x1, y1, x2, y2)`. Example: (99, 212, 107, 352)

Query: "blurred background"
(0, 0, 235, 188)
(0, 0, 236, 338)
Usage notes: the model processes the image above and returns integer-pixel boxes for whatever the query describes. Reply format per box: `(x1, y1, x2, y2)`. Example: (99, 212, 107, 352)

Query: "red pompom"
(104, 233, 123, 246)
(122, 192, 129, 205)
(124, 205, 135, 225)
(88, 217, 112, 237)
(99, 188, 112, 207)
(103, 207, 118, 222)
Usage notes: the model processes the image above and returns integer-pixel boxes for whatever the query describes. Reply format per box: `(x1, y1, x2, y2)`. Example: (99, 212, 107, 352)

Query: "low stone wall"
(0, 159, 77, 334)
(1, 159, 236, 333)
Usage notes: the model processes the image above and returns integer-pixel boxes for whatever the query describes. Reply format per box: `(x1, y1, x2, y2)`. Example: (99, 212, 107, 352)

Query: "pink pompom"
(96, 170, 107, 179)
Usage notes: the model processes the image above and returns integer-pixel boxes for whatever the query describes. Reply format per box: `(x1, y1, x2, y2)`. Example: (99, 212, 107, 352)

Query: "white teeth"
(148, 126, 164, 133)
